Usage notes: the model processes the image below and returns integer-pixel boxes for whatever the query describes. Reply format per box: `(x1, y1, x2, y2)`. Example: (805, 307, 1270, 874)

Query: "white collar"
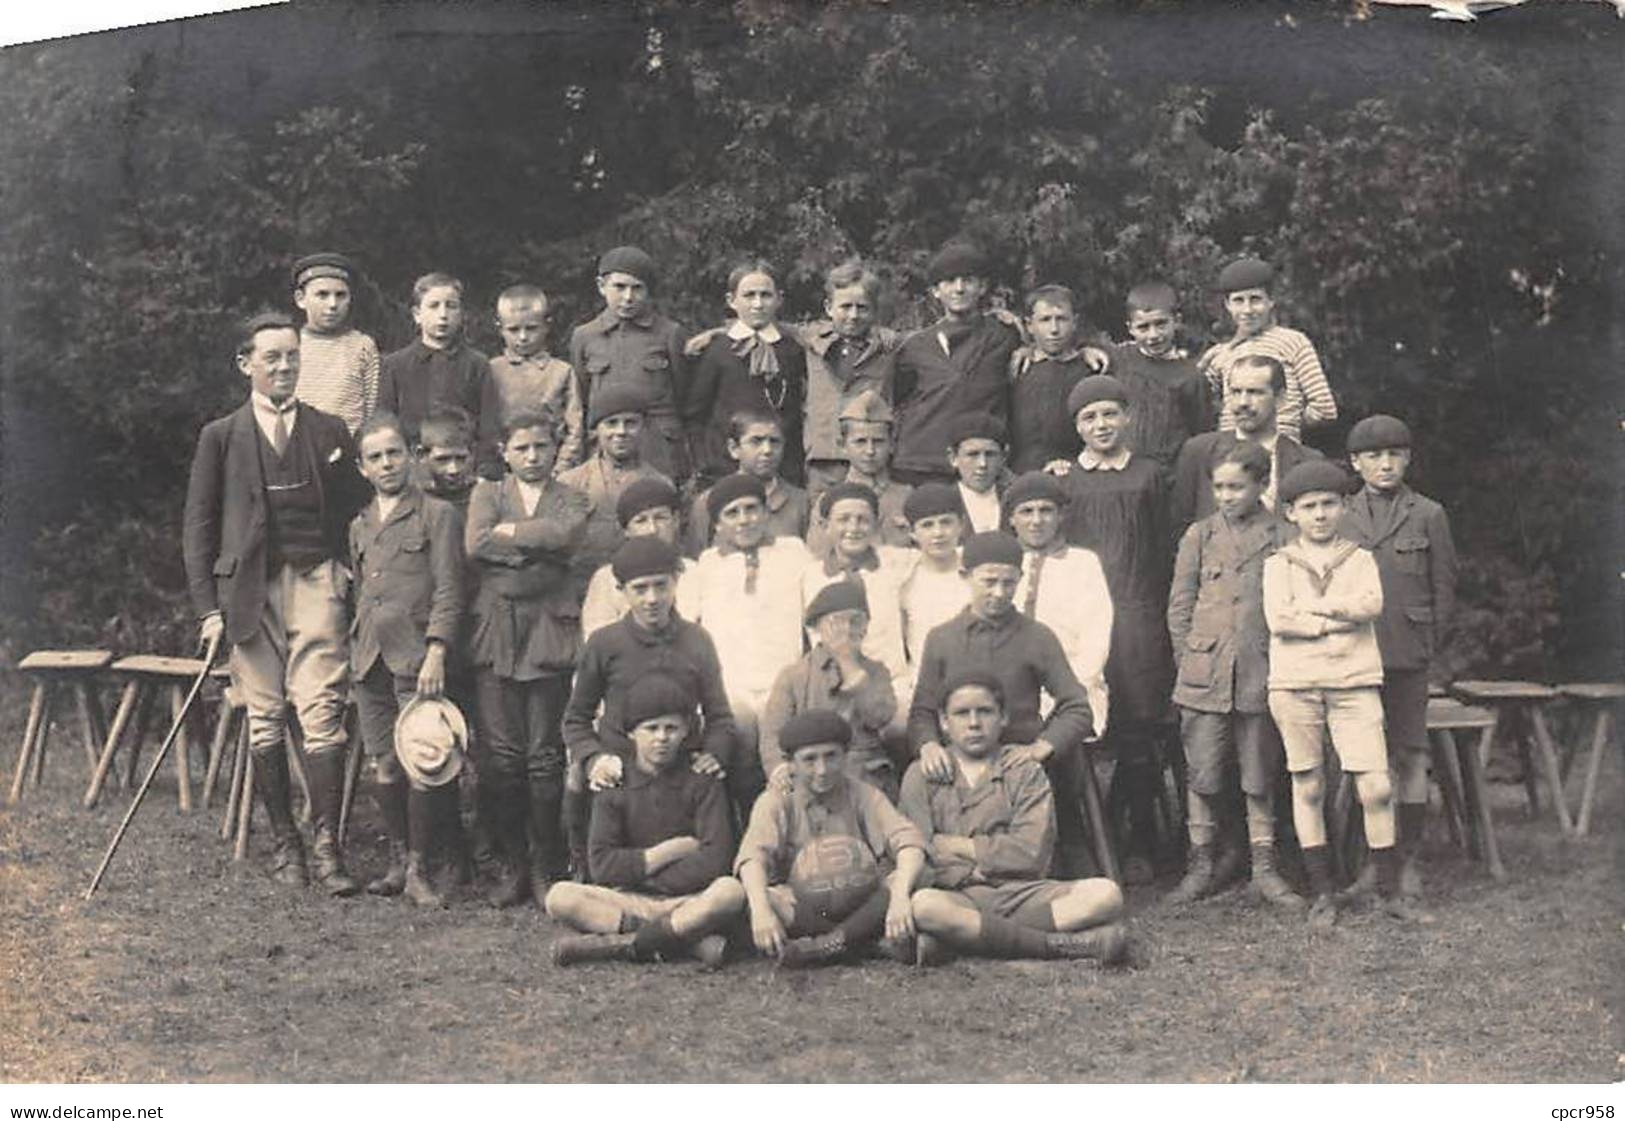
(1078, 447, 1132, 471)
(725, 320, 783, 344)
(251, 391, 297, 415)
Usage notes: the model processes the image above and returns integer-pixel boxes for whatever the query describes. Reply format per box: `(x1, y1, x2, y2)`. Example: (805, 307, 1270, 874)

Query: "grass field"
(1, 699, 1620, 1084)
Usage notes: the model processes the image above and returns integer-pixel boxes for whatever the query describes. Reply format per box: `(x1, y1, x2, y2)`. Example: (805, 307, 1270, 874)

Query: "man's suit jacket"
(1169, 429, 1321, 540)
(1341, 485, 1457, 671)
(183, 400, 368, 645)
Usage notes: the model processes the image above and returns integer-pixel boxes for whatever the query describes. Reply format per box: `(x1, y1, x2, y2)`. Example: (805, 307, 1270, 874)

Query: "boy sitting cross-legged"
(726, 710, 928, 967)
(1264, 460, 1421, 927)
(903, 670, 1129, 966)
(547, 674, 744, 968)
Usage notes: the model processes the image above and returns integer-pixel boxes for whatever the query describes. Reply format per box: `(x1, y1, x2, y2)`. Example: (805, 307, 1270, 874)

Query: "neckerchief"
(1280, 540, 1360, 597)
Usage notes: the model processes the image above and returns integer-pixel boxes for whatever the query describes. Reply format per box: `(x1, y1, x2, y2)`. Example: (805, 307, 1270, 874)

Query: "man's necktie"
(271, 403, 291, 456)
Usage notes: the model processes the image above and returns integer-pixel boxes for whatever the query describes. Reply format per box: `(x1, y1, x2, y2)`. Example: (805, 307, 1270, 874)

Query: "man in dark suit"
(183, 310, 370, 894)
(1169, 354, 1323, 538)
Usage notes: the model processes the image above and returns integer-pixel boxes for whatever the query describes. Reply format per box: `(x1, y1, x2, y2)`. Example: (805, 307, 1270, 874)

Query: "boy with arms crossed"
(903, 670, 1128, 966)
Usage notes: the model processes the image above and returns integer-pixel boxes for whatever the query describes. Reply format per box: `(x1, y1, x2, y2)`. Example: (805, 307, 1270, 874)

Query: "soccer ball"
(789, 834, 880, 925)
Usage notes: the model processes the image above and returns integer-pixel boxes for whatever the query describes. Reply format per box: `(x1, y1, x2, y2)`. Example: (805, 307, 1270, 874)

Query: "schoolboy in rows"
(1007, 284, 1095, 474)
(290, 252, 379, 436)
(580, 477, 689, 641)
(896, 483, 971, 705)
(803, 390, 913, 555)
(556, 382, 672, 588)
(800, 262, 903, 496)
(380, 271, 504, 480)
(1104, 279, 1210, 471)
(488, 283, 586, 472)
(683, 407, 809, 555)
(568, 245, 692, 481)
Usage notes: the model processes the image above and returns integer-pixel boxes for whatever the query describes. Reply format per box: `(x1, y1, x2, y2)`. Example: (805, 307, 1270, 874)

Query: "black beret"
(622, 674, 696, 733)
(1346, 414, 1413, 454)
(779, 709, 853, 754)
(705, 473, 768, 523)
(1066, 374, 1131, 417)
(927, 241, 989, 285)
(1278, 460, 1357, 506)
(946, 412, 1006, 450)
(291, 252, 357, 289)
(903, 482, 965, 525)
(596, 245, 658, 284)
(1215, 257, 1275, 293)
(804, 580, 869, 627)
(611, 536, 681, 584)
(818, 481, 880, 519)
(1004, 471, 1066, 512)
(587, 383, 650, 428)
(615, 477, 681, 528)
(960, 531, 1023, 571)
(938, 667, 1007, 712)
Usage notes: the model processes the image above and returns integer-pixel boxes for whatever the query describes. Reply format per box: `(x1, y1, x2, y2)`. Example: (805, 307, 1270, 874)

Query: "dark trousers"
(474, 671, 569, 879)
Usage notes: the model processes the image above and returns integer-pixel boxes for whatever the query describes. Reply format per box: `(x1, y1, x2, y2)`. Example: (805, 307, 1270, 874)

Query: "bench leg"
(201, 700, 237, 809)
(234, 750, 255, 861)
(1528, 706, 1574, 835)
(9, 682, 50, 804)
(1429, 730, 1467, 851)
(74, 683, 103, 772)
(31, 686, 59, 788)
(1459, 725, 1506, 881)
(124, 687, 157, 790)
(221, 718, 249, 841)
(1574, 707, 1612, 836)
(84, 680, 139, 809)
(170, 685, 192, 813)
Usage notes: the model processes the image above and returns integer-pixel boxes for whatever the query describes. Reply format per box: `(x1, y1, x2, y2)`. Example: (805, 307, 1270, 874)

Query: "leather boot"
(404, 788, 445, 907)
(1166, 843, 1214, 904)
(403, 853, 445, 908)
(552, 932, 638, 966)
(1249, 843, 1305, 910)
(252, 747, 307, 887)
(1045, 921, 1130, 965)
(483, 781, 530, 908)
(778, 930, 850, 968)
(1210, 839, 1248, 890)
(527, 774, 566, 906)
(307, 749, 360, 897)
(366, 778, 408, 896)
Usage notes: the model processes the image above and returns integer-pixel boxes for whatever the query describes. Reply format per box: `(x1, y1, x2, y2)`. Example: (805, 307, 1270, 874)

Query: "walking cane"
(84, 633, 221, 900)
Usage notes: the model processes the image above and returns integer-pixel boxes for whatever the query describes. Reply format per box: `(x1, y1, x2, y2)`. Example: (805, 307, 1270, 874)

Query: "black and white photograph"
(0, 0, 1619, 1098)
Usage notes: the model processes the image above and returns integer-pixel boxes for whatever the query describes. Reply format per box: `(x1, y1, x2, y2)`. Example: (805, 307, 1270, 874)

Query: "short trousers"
(1380, 668, 1430, 757)
(1268, 686, 1388, 774)
(943, 879, 1074, 928)
(1179, 708, 1284, 797)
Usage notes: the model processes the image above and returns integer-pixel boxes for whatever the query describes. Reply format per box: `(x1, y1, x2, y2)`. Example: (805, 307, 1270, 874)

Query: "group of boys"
(182, 237, 1455, 970)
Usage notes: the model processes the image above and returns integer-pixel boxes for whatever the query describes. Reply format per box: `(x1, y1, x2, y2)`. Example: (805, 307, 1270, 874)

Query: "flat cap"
(611, 536, 682, 584)
(1067, 374, 1131, 417)
(1346, 414, 1413, 454)
(902, 482, 964, 525)
(291, 252, 357, 289)
(1004, 471, 1067, 511)
(1215, 257, 1275, 293)
(818, 481, 880, 519)
(779, 709, 853, 753)
(622, 673, 697, 733)
(804, 580, 869, 627)
(960, 531, 1023, 571)
(838, 389, 894, 427)
(1278, 460, 1356, 506)
(588, 383, 650, 428)
(927, 240, 989, 285)
(616, 477, 681, 528)
(596, 245, 658, 283)
(705, 473, 767, 523)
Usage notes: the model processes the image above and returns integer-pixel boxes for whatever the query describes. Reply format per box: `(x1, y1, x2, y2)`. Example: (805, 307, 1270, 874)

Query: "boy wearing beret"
(349, 412, 465, 907)
(547, 675, 743, 967)
(290, 251, 380, 436)
(683, 407, 809, 556)
(1170, 354, 1322, 538)
(557, 383, 673, 591)
(891, 240, 1021, 486)
(903, 671, 1129, 965)
(909, 531, 1097, 878)
(947, 413, 1009, 535)
(1342, 415, 1457, 906)
(580, 477, 689, 641)
(1199, 257, 1336, 443)
(727, 710, 928, 966)
(563, 537, 736, 871)
(761, 581, 900, 799)
(804, 390, 913, 554)
(898, 483, 970, 703)
(1265, 460, 1418, 927)
(570, 245, 693, 481)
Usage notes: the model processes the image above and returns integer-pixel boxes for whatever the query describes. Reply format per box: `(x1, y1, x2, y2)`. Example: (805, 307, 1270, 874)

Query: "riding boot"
(366, 776, 408, 896)
(527, 773, 566, 904)
(253, 747, 307, 887)
(404, 788, 446, 908)
(483, 780, 531, 908)
(307, 749, 360, 897)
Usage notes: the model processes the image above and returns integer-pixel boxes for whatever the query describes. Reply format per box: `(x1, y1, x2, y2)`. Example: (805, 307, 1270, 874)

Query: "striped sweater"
(1203, 324, 1335, 442)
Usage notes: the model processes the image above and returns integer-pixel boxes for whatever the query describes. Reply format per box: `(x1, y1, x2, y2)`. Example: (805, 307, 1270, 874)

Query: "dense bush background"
(0, 0, 1619, 678)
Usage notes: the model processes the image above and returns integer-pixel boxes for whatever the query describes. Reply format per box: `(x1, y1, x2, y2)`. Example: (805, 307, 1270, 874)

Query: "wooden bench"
(82, 655, 212, 812)
(1555, 683, 1623, 837)
(7, 650, 115, 803)
(1451, 680, 1571, 835)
